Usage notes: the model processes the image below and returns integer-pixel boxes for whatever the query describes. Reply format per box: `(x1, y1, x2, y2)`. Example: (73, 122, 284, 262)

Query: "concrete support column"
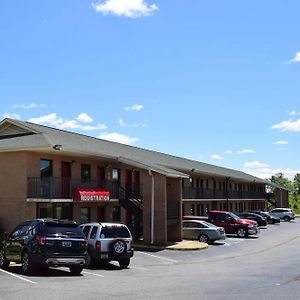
(141, 171, 167, 245)
(167, 177, 182, 242)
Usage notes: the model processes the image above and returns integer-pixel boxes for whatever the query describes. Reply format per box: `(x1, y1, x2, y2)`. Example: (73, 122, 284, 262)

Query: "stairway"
(118, 186, 143, 221)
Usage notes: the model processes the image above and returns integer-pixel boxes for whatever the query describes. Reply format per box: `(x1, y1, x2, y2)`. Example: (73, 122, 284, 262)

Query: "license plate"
(101, 254, 109, 259)
(62, 241, 72, 247)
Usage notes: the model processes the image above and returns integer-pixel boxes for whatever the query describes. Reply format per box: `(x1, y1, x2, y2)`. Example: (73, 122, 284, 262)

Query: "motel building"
(0, 118, 289, 245)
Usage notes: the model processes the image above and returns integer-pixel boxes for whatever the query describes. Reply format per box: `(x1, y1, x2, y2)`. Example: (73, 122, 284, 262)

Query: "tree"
(293, 173, 300, 194)
(270, 173, 293, 191)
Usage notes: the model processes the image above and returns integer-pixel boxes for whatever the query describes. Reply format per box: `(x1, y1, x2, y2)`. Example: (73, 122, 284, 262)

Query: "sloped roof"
(0, 118, 288, 189)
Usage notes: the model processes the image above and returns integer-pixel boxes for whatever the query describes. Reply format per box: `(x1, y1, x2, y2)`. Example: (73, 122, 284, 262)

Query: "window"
(80, 207, 90, 224)
(37, 203, 72, 220)
(90, 226, 98, 239)
(40, 159, 52, 177)
(100, 226, 130, 238)
(81, 164, 91, 183)
(82, 225, 91, 238)
(112, 168, 120, 182)
(40, 159, 53, 197)
(190, 204, 195, 216)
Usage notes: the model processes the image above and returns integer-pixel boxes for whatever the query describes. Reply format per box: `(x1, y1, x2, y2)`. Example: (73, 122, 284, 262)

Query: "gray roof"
(0, 118, 288, 189)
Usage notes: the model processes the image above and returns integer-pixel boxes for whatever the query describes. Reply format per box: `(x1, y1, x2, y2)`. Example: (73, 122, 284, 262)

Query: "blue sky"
(1, 0, 300, 180)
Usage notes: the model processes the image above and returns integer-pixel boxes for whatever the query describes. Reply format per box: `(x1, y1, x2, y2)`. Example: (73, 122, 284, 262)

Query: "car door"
(182, 222, 194, 239)
(270, 209, 281, 218)
(5, 222, 32, 262)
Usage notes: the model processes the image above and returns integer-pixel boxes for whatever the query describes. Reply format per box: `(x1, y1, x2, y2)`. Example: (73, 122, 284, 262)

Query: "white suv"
(80, 222, 134, 269)
(268, 208, 295, 222)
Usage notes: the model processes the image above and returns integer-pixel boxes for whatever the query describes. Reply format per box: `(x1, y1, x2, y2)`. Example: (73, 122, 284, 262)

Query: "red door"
(61, 162, 71, 198)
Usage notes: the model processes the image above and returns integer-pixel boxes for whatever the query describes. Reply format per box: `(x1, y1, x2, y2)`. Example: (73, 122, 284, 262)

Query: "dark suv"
(0, 219, 87, 275)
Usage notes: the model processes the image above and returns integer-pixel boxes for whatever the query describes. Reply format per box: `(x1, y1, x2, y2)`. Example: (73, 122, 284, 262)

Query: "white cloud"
(77, 113, 93, 123)
(224, 150, 233, 154)
(92, 0, 158, 18)
(125, 104, 144, 111)
(210, 154, 224, 160)
(28, 113, 107, 131)
(98, 132, 139, 145)
(237, 149, 255, 155)
(243, 160, 300, 180)
(12, 103, 46, 109)
(290, 52, 300, 63)
(3, 113, 21, 120)
(272, 119, 300, 132)
(288, 110, 300, 116)
(273, 140, 288, 145)
(118, 118, 126, 127)
(118, 117, 148, 128)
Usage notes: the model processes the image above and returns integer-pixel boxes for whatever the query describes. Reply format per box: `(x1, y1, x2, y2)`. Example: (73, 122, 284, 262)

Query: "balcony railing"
(182, 187, 267, 200)
(27, 177, 142, 200)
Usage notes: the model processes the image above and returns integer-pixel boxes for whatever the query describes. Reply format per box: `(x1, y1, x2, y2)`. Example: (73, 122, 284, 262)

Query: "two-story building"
(0, 118, 289, 245)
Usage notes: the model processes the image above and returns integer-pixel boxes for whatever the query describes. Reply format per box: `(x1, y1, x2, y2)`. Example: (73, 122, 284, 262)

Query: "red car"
(207, 210, 259, 238)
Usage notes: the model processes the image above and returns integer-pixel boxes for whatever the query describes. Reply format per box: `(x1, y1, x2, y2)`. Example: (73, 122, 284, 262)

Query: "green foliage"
(269, 173, 300, 213)
(293, 173, 300, 194)
(270, 173, 293, 191)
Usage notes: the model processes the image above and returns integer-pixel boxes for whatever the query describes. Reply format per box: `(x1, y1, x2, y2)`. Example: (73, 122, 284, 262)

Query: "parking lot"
(1, 219, 300, 300)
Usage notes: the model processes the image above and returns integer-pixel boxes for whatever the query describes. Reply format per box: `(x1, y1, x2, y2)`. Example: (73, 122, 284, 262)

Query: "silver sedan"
(183, 220, 226, 244)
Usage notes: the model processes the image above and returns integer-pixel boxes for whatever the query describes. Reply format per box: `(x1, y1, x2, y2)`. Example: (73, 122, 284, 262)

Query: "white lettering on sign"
(80, 195, 110, 201)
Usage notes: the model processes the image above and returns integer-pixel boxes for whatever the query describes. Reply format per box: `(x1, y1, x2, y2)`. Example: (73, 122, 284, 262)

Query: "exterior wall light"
(53, 144, 62, 150)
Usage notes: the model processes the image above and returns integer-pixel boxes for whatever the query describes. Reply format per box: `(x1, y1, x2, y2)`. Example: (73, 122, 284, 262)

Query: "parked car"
(80, 222, 134, 269)
(0, 219, 87, 275)
(268, 208, 295, 222)
(207, 210, 259, 238)
(236, 212, 268, 227)
(182, 220, 226, 244)
(252, 211, 280, 224)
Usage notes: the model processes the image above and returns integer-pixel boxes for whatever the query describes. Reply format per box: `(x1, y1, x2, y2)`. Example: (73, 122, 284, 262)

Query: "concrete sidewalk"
(135, 240, 208, 251)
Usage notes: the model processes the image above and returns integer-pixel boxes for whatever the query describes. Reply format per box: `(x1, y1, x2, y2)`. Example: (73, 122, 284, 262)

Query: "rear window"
(43, 223, 84, 238)
(100, 226, 130, 238)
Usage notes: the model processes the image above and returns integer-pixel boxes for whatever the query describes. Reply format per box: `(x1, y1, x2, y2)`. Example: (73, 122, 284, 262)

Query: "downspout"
(149, 170, 155, 244)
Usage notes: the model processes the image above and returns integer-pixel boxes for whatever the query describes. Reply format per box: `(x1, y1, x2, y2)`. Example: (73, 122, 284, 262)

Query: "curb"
(166, 242, 208, 251)
(134, 241, 208, 251)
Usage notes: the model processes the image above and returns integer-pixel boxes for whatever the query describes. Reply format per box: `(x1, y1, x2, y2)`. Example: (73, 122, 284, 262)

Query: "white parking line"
(130, 266, 149, 271)
(82, 271, 105, 277)
(139, 252, 178, 263)
(0, 268, 37, 284)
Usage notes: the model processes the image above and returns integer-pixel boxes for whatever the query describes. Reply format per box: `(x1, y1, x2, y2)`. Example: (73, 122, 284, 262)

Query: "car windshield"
(229, 213, 240, 220)
(101, 226, 130, 238)
(43, 223, 84, 238)
(201, 221, 218, 228)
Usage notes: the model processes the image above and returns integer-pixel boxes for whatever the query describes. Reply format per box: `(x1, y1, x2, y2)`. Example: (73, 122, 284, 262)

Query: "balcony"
(27, 177, 142, 200)
(182, 187, 267, 200)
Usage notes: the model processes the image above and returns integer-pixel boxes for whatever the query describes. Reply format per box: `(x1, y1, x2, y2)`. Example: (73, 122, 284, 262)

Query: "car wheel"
(110, 240, 126, 255)
(237, 227, 248, 238)
(0, 249, 10, 268)
(21, 251, 34, 274)
(119, 258, 130, 269)
(69, 265, 83, 275)
(198, 234, 209, 243)
(283, 216, 291, 222)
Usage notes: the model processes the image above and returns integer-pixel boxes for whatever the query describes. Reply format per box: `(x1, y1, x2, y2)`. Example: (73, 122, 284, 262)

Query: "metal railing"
(27, 177, 142, 200)
(182, 187, 267, 200)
